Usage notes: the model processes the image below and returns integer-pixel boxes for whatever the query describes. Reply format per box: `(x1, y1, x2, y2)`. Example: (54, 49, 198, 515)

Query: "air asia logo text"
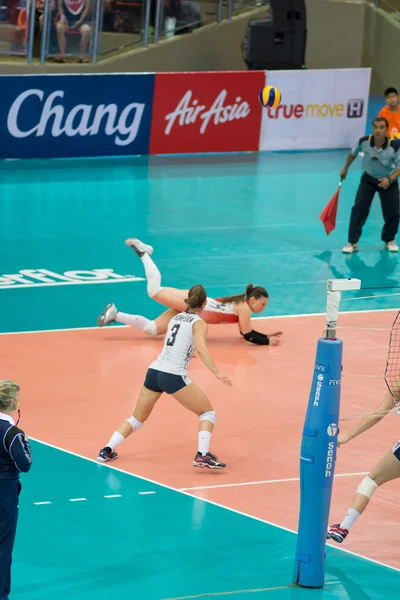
(7, 90, 145, 146)
(266, 99, 364, 120)
(164, 90, 251, 135)
(0, 269, 145, 289)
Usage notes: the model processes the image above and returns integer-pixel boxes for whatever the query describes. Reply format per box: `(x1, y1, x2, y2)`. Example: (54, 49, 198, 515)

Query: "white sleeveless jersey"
(150, 311, 203, 376)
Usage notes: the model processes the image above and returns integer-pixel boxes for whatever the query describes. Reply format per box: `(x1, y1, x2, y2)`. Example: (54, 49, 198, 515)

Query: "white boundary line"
(0, 307, 398, 337)
(180, 471, 369, 492)
(28, 436, 400, 575)
(0, 277, 145, 290)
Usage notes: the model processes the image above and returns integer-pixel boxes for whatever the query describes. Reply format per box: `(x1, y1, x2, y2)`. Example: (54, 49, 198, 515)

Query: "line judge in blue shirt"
(0, 380, 32, 600)
(340, 117, 400, 254)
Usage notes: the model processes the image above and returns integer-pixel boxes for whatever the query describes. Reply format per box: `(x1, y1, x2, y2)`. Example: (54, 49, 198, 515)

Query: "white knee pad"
(356, 476, 378, 499)
(147, 283, 163, 298)
(143, 320, 157, 336)
(126, 416, 143, 431)
(200, 410, 216, 425)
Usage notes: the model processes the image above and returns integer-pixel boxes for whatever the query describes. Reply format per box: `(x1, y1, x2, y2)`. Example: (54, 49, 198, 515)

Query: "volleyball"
(259, 86, 282, 109)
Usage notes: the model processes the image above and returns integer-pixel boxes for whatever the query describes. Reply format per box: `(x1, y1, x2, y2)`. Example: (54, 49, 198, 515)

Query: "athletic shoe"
(342, 243, 358, 254)
(385, 240, 399, 252)
(327, 523, 349, 543)
(193, 451, 226, 469)
(125, 238, 153, 257)
(97, 447, 118, 462)
(97, 303, 118, 327)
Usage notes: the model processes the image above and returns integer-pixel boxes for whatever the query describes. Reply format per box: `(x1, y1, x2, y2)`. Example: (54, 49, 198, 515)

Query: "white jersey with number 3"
(149, 311, 203, 376)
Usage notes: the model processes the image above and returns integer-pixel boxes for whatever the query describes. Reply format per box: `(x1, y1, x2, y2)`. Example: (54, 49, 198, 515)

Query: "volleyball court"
(2, 283, 400, 574)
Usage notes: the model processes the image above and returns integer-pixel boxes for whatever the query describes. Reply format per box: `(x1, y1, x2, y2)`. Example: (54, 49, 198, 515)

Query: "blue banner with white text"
(0, 74, 155, 159)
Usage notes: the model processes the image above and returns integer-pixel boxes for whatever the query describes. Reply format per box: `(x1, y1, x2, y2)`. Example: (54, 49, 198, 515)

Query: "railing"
(0, 0, 268, 64)
(369, 0, 400, 16)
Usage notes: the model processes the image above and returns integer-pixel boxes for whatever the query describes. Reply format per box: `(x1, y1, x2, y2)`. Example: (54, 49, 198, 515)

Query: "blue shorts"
(144, 368, 191, 395)
(393, 440, 400, 461)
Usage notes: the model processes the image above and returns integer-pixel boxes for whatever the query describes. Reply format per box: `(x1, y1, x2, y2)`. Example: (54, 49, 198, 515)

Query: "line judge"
(340, 117, 400, 253)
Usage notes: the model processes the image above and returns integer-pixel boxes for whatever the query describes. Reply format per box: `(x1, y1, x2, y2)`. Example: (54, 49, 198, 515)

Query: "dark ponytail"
(184, 284, 207, 310)
(218, 284, 268, 305)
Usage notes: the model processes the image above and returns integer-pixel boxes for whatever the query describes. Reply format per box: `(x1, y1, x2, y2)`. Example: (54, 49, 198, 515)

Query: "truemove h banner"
(0, 74, 155, 159)
(259, 68, 371, 151)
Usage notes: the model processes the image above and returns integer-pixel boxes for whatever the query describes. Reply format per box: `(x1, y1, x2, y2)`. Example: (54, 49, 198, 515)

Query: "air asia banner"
(259, 69, 371, 151)
(149, 71, 265, 154)
(0, 74, 154, 158)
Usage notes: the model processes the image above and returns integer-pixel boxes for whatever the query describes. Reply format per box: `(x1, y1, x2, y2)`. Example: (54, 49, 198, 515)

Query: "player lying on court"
(97, 285, 231, 469)
(327, 389, 400, 543)
(97, 238, 282, 346)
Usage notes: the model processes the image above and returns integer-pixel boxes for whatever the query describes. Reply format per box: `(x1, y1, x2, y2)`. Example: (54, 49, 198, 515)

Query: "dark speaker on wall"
(243, 20, 307, 70)
(269, 0, 306, 28)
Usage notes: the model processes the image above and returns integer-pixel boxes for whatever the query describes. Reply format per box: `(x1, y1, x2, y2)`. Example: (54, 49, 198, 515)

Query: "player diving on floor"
(97, 238, 282, 346)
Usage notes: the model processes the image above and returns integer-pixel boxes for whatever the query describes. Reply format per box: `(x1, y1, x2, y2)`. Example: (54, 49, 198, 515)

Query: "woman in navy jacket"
(0, 380, 32, 600)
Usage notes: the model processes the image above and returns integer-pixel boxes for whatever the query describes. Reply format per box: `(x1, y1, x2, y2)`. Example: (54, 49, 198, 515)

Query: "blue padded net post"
(293, 282, 344, 588)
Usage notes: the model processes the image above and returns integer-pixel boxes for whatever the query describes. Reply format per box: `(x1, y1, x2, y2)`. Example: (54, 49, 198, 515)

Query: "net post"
(293, 278, 361, 588)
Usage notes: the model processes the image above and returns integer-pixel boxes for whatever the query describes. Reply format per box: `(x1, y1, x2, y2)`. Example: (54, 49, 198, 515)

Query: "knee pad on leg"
(356, 476, 378, 499)
(200, 410, 216, 425)
(147, 283, 163, 298)
(126, 416, 143, 431)
(143, 320, 157, 336)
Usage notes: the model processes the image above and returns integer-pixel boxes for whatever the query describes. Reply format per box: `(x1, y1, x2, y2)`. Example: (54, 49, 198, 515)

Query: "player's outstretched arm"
(339, 392, 394, 446)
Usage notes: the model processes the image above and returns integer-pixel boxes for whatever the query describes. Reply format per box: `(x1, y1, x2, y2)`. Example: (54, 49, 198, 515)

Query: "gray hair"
(0, 380, 20, 411)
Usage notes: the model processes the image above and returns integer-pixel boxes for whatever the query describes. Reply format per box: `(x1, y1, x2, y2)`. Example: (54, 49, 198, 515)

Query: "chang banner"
(259, 69, 371, 151)
(0, 74, 155, 158)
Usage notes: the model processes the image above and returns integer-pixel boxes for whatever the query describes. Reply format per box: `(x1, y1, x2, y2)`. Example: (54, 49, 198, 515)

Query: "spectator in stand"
(379, 87, 400, 139)
(55, 0, 92, 63)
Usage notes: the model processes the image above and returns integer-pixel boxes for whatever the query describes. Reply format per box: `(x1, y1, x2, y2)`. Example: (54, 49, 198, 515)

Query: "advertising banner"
(150, 71, 266, 155)
(0, 74, 155, 158)
(259, 69, 371, 151)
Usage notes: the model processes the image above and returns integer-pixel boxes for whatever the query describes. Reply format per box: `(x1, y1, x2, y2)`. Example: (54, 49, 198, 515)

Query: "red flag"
(319, 183, 341, 235)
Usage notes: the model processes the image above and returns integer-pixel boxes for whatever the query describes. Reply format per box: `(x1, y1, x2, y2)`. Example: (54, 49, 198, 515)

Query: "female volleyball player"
(327, 389, 400, 543)
(97, 285, 231, 469)
(97, 238, 282, 346)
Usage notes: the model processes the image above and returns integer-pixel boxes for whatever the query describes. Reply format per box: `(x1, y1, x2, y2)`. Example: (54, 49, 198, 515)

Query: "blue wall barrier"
(293, 338, 342, 588)
(0, 74, 155, 159)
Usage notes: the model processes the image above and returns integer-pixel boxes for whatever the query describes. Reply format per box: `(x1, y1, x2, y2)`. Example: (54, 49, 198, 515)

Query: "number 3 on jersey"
(167, 324, 181, 347)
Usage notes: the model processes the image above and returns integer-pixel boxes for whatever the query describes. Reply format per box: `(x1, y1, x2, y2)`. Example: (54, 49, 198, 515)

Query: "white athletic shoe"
(385, 240, 399, 252)
(124, 238, 153, 256)
(342, 243, 358, 254)
(97, 303, 118, 327)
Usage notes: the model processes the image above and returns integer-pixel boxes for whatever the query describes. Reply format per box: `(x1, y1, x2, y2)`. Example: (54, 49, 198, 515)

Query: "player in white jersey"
(97, 238, 282, 346)
(97, 285, 232, 469)
(327, 388, 400, 543)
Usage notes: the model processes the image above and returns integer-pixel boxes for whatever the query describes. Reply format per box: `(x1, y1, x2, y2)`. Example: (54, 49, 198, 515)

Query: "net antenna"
(293, 278, 361, 589)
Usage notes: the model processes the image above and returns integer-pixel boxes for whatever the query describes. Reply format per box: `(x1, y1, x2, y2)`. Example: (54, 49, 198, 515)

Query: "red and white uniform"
(200, 298, 239, 324)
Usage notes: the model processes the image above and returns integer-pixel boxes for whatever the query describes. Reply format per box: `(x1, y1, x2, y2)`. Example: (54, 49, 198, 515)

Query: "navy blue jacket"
(0, 416, 32, 479)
